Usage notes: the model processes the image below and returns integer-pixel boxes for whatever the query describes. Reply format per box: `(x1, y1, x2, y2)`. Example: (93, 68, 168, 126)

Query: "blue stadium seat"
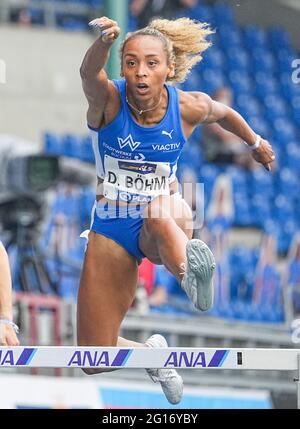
(201, 68, 227, 94)
(263, 94, 288, 121)
(280, 72, 300, 99)
(228, 70, 253, 95)
(250, 195, 271, 228)
(175, 4, 215, 26)
(213, 3, 236, 25)
(56, 14, 88, 31)
(249, 167, 274, 197)
(243, 25, 268, 50)
(44, 132, 60, 155)
(128, 14, 137, 32)
(256, 79, 280, 100)
(252, 48, 276, 73)
(278, 219, 298, 255)
(226, 166, 248, 194)
(78, 187, 95, 230)
(233, 194, 252, 225)
(202, 48, 225, 69)
(285, 142, 300, 173)
(277, 168, 299, 200)
(290, 94, 300, 128)
(188, 4, 214, 23)
(259, 303, 284, 323)
(198, 163, 220, 207)
(247, 116, 271, 138)
(181, 69, 202, 92)
(273, 194, 294, 222)
(80, 135, 95, 163)
(269, 27, 292, 50)
(276, 48, 298, 73)
(235, 94, 262, 117)
(28, 7, 45, 25)
(226, 47, 250, 72)
(272, 117, 297, 141)
(61, 134, 80, 158)
(217, 25, 243, 48)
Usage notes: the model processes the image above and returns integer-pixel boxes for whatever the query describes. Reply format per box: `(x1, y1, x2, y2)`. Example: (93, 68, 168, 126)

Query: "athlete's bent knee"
(144, 216, 172, 237)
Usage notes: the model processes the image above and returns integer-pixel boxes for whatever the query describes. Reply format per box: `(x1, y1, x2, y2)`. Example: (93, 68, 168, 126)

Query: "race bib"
(103, 155, 170, 201)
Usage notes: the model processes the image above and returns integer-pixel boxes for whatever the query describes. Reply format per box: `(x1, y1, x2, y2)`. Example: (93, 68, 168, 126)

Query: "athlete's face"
(121, 36, 175, 100)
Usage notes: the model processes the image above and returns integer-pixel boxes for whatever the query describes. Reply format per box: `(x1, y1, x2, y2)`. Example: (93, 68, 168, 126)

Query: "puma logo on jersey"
(162, 130, 174, 139)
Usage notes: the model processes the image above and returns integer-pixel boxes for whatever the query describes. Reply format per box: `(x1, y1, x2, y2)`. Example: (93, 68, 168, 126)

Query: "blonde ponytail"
(120, 17, 214, 83)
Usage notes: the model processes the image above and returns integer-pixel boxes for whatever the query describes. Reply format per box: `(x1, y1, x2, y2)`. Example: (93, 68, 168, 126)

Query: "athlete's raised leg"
(139, 194, 215, 311)
(139, 194, 193, 282)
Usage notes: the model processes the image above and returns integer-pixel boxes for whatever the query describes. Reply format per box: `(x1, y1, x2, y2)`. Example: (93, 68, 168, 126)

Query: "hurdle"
(1, 346, 300, 408)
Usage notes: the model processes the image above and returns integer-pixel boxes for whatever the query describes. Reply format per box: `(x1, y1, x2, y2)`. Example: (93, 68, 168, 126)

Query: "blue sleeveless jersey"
(89, 79, 187, 203)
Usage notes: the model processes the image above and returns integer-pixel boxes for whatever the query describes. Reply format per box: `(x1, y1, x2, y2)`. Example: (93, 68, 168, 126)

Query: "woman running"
(78, 16, 275, 404)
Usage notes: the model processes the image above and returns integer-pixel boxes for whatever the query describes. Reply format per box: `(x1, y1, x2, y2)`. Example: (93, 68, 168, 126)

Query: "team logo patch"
(118, 134, 141, 152)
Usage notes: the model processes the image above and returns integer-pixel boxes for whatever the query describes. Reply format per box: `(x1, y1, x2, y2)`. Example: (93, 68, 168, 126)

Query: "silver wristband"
(244, 134, 261, 150)
(0, 319, 19, 334)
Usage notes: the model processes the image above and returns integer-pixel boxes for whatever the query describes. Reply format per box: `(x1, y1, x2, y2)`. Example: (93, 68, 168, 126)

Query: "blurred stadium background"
(0, 0, 300, 409)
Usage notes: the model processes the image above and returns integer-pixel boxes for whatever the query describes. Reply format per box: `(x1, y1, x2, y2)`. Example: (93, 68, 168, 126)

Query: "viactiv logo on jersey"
(152, 143, 181, 151)
(118, 161, 157, 174)
(118, 134, 141, 152)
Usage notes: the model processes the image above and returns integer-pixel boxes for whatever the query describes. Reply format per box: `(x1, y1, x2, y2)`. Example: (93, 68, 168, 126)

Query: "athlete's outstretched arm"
(188, 92, 275, 170)
(0, 242, 19, 346)
(80, 17, 120, 128)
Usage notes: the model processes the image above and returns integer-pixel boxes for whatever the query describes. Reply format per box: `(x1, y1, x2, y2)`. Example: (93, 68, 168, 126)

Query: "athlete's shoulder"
(112, 78, 125, 91)
(178, 89, 212, 126)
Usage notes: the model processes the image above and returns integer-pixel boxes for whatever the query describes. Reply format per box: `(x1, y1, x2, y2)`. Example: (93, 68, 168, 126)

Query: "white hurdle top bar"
(0, 347, 300, 370)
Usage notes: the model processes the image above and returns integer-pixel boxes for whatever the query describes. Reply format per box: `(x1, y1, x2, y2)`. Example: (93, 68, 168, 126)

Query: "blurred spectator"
(210, 229, 231, 306)
(201, 87, 256, 170)
(285, 234, 300, 316)
(176, 0, 199, 10)
(130, 0, 174, 29)
(17, 8, 32, 26)
(207, 173, 234, 232)
(138, 257, 156, 296)
(253, 234, 282, 309)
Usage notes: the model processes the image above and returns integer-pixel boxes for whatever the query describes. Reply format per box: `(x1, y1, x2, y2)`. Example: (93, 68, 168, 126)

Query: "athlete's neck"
(126, 86, 167, 123)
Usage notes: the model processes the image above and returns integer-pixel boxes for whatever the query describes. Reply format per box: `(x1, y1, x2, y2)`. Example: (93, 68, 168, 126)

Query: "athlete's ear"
(167, 63, 175, 79)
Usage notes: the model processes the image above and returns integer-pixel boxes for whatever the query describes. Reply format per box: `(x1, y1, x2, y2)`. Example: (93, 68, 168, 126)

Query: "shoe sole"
(184, 239, 216, 311)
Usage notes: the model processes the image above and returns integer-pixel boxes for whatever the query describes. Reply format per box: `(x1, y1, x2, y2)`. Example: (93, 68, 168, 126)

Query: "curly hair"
(120, 17, 214, 83)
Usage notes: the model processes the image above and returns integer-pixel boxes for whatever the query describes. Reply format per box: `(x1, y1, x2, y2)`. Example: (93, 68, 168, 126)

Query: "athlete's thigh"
(77, 231, 138, 346)
(139, 194, 193, 263)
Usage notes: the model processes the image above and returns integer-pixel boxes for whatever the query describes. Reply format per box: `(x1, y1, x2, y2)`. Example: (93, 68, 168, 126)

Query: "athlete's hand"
(89, 17, 121, 44)
(0, 323, 19, 346)
(251, 138, 276, 171)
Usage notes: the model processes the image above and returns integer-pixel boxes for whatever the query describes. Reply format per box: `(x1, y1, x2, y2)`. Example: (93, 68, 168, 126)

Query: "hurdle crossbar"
(0, 346, 299, 370)
(1, 347, 300, 408)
